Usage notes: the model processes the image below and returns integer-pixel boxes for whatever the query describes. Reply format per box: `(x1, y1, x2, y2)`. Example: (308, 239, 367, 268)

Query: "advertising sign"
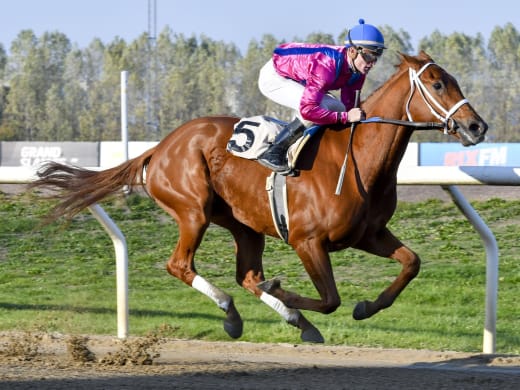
(419, 143, 518, 166)
(0, 142, 99, 167)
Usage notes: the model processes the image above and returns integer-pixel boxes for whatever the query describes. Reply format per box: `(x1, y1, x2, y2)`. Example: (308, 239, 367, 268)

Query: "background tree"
(122, 33, 154, 140)
(76, 39, 106, 140)
(61, 48, 90, 140)
(304, 32, 335, 44)
(234, 34, 283, 119)
(0, 43, 6, 79)
(191, 35, 239, 118)
(0, 23, 518, 142)
(80, 37, 128, 141)
(3, 30, 41, 140)
(2, 30, 71, 140)
(38, 32, 73, 140)
(0, 43, 8, 138)
(157, 32, 203, 135)
(486, 23, 520, 141)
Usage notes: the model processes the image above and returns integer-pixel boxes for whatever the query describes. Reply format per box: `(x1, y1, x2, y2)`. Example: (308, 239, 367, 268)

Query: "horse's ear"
(399, 51, 436, 69)
(398, 51, 409, 61)
(418, 50, 434, 62)
(398, 52, 417, 68)
(398, 51, 411, 64)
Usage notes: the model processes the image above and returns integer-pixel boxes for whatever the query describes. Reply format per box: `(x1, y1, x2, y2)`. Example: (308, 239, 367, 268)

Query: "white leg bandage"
(192, 275, 231, 312)
(260, 292, 300, 324)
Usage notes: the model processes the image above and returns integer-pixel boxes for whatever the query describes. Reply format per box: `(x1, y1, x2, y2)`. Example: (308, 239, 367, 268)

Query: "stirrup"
(258, 158, 299, 176)
(257, 156, 292, 174)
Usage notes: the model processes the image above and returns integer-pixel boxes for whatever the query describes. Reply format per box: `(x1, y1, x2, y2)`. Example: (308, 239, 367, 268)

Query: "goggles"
(358, 48, 381, 64)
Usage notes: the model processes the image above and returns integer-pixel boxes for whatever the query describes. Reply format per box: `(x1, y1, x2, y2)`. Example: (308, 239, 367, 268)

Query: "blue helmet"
(345, 19, 386, 55)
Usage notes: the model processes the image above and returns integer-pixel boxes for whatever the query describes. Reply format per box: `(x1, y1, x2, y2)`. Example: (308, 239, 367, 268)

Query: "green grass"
(1, 191, 519, 354)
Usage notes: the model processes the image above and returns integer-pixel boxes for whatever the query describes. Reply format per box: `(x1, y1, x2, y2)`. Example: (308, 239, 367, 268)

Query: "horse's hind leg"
(191, 274, 243, 338)
(159, 207, 243, 339)
(225, 222, 324, 343)
(352, 227, 421, 320)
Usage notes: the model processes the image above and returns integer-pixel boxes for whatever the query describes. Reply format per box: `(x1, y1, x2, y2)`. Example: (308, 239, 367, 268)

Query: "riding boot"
(258, 118, 306, 173)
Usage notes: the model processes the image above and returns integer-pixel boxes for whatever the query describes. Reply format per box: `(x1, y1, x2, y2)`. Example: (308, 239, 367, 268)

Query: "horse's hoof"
(257, 278, 281, 294)
(224, 302, 243, 339)
(301, 325, 325, 343)
(353, 300, 370, 320)
(224, 318, 243, 339)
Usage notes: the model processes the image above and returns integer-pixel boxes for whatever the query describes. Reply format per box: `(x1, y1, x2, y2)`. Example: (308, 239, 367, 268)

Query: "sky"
(1, 0, 518, 54)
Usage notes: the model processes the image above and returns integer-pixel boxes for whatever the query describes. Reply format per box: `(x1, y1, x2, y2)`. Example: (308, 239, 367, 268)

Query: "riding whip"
(335, 90, 360, 195)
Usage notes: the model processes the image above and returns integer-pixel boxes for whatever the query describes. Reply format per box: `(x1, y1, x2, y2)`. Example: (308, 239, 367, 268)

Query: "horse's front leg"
(352, 227, 421, 320)
(231, 227, 324, 343)
(258, 238, 342, 314)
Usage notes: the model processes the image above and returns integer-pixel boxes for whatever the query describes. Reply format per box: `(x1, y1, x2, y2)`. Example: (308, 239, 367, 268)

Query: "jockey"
(257, 19, 386, 174)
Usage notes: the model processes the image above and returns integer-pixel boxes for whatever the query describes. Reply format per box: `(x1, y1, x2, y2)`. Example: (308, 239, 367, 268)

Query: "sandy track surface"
(1, 332, 519, 389)
(4, 183, 520, 202)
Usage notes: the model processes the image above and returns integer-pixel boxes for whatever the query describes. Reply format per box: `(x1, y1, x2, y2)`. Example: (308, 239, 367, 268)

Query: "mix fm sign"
(419, 143, 515, 166)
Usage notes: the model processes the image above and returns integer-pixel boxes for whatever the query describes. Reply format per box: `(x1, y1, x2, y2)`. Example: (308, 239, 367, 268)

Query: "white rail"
(442, 185, 498, 354)
(88, 204, 128, 339)
(395, 165, 520, 354)
(3, 165, 518, 352)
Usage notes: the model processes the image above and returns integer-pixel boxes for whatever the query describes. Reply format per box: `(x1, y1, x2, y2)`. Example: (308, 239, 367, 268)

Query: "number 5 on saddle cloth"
(226, 115, 321, 172)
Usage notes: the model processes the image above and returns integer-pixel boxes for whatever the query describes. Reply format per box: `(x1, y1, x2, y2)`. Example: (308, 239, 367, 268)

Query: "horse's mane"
(364, 51, 434, 104)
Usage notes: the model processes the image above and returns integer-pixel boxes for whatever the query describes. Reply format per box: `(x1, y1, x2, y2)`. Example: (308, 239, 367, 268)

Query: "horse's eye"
(433, 82, 443, 90)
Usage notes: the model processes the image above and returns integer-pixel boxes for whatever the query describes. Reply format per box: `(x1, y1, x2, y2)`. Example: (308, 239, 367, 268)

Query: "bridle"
(337, 61, 469, 195)
(405, 62, 469, 135)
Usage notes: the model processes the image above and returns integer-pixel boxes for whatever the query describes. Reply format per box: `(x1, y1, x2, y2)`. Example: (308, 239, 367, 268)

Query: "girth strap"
(266, 172, 289, 242)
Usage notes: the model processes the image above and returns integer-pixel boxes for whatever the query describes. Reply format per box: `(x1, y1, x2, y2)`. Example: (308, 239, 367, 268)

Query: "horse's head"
(400, 51, 488, 146)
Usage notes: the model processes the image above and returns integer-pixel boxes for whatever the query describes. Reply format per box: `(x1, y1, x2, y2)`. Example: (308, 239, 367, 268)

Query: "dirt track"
(4, 183, 520, 201)
(1, 332, 520, 389)
(396, 184, 520, 202)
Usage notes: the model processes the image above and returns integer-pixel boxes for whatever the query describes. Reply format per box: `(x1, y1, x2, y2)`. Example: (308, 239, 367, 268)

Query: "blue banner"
(419, 143, 520, 166)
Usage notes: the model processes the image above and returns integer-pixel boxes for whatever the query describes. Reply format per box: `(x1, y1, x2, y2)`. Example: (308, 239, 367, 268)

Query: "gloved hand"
(347, 107, 366, 122)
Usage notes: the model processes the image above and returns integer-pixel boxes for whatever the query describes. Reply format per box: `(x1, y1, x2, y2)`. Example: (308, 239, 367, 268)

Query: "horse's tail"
(29, 146, 157, 223)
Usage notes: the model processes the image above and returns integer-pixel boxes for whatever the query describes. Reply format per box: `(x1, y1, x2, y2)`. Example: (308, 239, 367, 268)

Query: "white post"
(121, 71, 129, 162)
(442, 185, 498, 354)
(88, 204, 129, 339)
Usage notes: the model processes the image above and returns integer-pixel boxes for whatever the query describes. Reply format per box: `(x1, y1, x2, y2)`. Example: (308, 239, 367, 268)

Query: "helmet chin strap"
(347, 48, 361, 73)
(346, 29, 361, 73)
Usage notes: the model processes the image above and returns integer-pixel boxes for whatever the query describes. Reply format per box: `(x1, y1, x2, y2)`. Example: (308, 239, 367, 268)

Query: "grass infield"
(1, 191, 519, 353)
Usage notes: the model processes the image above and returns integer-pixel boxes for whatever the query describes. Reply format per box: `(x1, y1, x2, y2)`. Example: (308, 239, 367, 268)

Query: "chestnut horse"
(30, 52, 487, 343)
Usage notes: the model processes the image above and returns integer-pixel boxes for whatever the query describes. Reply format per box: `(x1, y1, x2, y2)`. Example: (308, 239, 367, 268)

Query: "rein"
(405, 62, 468, 134)
(360, 116, 444, 129)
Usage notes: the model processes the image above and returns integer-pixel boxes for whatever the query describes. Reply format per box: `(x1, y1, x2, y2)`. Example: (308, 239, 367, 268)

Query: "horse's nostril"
(470, 121, 487, 134)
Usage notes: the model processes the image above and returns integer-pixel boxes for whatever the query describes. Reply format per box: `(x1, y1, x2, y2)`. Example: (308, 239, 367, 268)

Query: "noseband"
(405, 62, 468, 134)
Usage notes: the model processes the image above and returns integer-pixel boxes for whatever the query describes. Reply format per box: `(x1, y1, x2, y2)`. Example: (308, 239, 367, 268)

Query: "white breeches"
(258, 59, 345, 127)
